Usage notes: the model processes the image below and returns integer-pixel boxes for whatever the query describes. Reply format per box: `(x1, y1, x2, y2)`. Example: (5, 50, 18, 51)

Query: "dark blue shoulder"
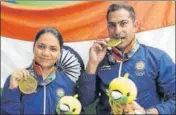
(139, 44, 169, 60)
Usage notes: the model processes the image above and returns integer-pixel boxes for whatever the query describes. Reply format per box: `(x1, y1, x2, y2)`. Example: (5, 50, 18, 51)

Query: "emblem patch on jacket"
(56, 88, 65, 97)
(135, 61, 145, 76)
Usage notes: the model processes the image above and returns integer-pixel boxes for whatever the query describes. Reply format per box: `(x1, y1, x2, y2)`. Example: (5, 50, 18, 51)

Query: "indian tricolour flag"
(1, 1, 175, 88)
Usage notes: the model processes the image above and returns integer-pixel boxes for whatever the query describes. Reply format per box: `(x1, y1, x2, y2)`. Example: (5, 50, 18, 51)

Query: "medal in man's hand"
(107, 39, 121, 48)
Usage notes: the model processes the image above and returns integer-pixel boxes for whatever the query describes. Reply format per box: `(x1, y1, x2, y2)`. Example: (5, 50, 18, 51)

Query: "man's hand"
(86, 39, 107, 74)
(124, 101, 145, 114)
(124, 101, 159, 114)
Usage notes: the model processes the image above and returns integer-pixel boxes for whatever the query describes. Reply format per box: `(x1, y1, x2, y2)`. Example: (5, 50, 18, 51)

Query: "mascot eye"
(111, 91, 123, 99)
(72, 108, 76, 112)
(127, 92, 130, 97)
(60, 104, 70, 112)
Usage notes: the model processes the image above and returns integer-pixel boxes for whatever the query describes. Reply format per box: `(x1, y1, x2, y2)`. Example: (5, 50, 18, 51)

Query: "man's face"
(107, 9, 137, 50)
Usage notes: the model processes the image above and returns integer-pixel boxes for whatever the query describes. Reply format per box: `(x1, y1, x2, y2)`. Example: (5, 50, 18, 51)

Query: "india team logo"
(135, 61, 145, 76)
(135, 61, 145, 71)
(56, 88, 65, 97)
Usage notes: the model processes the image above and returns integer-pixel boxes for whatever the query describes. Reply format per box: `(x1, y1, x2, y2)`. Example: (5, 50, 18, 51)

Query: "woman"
(1, 27, 77, 114)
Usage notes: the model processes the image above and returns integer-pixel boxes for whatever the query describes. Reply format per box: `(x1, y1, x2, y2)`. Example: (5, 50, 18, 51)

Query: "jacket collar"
(112, 39, 140, 62)
(27, 60, 57, 85)
(32, 61, 56, 77)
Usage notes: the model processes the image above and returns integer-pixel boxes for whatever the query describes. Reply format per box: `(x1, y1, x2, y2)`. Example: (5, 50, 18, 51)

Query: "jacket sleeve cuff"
(80, 71, 96, 83)
(155, 105, 165, 114)
(154, 100, 176, 114)
(78, 71, 96, 91)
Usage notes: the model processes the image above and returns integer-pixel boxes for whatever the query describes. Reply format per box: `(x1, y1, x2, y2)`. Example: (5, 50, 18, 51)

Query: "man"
(78, 4, 175, 114)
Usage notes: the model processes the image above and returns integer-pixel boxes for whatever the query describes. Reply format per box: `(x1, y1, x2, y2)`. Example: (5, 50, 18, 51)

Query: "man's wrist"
(86, 61, 98, 74)
(145, 108, 159, 114)
(145, 109, 153, 114)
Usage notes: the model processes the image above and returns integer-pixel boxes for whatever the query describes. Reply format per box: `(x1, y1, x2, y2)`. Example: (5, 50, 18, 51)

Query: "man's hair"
(106, 4, 136, 22)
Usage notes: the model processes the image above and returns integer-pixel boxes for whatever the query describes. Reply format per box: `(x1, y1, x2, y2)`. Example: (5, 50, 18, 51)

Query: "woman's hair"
(34, 27, 63, 48)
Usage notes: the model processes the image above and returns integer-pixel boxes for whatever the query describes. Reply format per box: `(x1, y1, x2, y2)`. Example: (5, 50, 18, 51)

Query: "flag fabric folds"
(1, 1, 175, 87)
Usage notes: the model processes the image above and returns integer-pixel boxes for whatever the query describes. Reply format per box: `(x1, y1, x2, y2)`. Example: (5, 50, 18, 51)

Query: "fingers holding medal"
(19, 75, 37, 94)
(9, 69, 37, 94)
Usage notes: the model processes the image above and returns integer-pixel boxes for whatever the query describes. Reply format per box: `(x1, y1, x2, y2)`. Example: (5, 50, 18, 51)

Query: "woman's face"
(33, 32, 61, 69)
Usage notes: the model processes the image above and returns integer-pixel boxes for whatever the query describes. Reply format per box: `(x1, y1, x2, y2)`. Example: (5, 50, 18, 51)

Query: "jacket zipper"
(118, 54, 124, 77)
(41, 67, 54, 114)
(43, 85, 46, 115)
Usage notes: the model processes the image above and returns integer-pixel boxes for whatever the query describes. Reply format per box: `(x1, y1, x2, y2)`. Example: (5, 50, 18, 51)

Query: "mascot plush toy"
(56, 94, 81, 114)
(106, 73, 137, 114)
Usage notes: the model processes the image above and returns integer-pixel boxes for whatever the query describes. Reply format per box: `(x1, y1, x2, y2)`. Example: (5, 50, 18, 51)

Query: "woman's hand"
(9, 69, 30, 89)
